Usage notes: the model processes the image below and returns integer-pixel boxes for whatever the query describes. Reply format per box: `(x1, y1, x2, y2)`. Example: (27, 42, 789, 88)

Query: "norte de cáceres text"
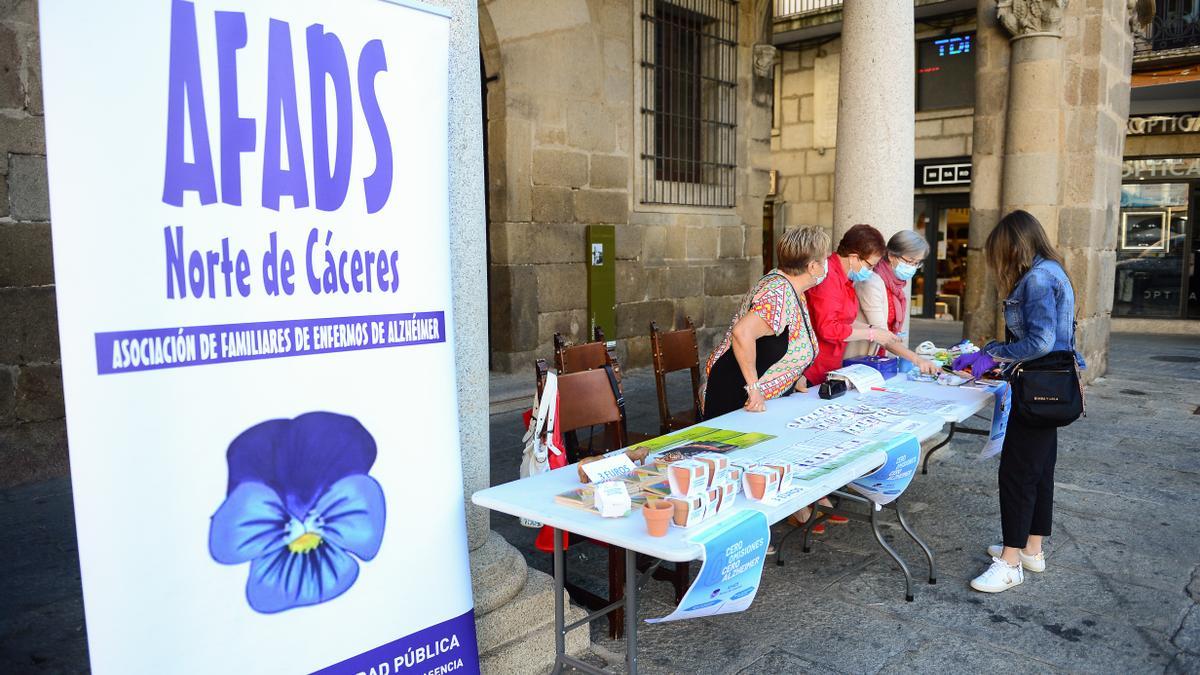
(164, 227, 401, 299)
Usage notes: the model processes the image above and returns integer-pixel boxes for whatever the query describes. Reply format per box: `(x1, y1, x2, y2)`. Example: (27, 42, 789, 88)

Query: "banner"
(40, 1, 478, 673)
(849, 433, 920, 505)
(646, 510, 769, 623)
(977, 381, 1011, 460)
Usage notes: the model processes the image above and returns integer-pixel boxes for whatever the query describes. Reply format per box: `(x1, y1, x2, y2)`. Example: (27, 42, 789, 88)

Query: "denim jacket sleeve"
(986, 270, 1057, 362)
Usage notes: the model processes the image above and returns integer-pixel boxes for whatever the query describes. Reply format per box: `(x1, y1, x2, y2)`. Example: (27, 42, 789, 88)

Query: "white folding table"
(471, 375, 994, 674)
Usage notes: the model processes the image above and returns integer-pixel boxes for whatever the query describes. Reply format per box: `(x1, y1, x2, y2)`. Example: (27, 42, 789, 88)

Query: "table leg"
(892, 498, 936, 584)
(922, 422, 957, 475)
(608, 545, 625, 639)
(870, 504, 914, 602)
(553, 528, 565, 674)
(625, 547, 638, 675)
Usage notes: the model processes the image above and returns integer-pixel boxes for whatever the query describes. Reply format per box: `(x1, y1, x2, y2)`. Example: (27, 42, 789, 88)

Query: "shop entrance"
(912, 195, 970, 320)
(1114, 172, 1198, 320)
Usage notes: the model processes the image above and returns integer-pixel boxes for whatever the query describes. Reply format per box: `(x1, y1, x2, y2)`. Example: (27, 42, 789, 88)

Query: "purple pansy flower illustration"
(208, 412, 386, 614)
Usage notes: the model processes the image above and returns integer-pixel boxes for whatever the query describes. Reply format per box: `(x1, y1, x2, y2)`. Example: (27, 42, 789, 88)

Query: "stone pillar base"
(472, 531, 590, 674)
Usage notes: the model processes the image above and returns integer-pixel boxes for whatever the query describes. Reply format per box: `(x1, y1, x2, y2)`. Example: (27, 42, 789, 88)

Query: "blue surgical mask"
(848, 261, 874, 283)
(812, 259, 828, 285)
(894, 261, 919, 281)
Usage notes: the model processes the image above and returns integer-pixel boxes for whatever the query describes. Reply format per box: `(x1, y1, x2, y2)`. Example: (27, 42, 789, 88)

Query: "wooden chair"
(650, 318, 702, 435)
(532, 361, 690, 639)
(553, 326, 621, 390)
(551, 328, 651, 451)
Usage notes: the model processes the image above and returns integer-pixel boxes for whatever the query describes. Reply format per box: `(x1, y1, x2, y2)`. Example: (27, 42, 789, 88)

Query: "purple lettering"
(163, 0, 217, 207)
(262, 19, 309, 211)
(307, 24, 353, 211)
(358, 39, 391, 214)
(215, 12, 256, 206)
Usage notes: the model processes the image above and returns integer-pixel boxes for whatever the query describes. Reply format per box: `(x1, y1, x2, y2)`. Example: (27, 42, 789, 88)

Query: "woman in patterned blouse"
(701, 226, 830, 419)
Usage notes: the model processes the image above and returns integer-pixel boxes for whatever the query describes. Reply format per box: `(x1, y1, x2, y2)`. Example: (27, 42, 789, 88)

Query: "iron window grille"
(641, 0, 739, 207)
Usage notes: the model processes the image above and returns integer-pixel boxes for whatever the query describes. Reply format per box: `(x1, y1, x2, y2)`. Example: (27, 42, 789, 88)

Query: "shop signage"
(1123, 157, 1200, 179)
(1127, 113, 1200, 136)
(40, 1, 478, 673)
(916, 160, 971, 187)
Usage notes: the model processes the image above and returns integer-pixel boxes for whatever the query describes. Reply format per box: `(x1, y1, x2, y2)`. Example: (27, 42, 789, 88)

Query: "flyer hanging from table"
(40, 1, 478, 673)
(646, 510, 770, 623)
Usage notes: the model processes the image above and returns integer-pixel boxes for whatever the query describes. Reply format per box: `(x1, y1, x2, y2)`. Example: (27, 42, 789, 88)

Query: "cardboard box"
(593, 481, 632, 518)
(692, 452, 730, 487)
(667, 459, 709, 498)
(727, 461, 756, 493)
(716, 477, 737, 513)
(760, 462, 794, 492)
(669, 493, 709, 527)
(742, 467, 780, 501)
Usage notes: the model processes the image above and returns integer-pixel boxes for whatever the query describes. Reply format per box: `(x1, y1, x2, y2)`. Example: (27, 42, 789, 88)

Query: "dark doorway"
(912, 194, 970, 320)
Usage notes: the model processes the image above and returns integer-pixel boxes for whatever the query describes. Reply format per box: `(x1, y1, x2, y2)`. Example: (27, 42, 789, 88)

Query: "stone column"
(433, 2, 591, 671)
(997, 0, 1067, 242)
(963, 0, 1013, 343)
(831, 0, 915, 242)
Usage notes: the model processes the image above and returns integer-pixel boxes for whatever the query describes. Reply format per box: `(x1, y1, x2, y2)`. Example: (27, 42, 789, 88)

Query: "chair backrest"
(554, 368, 626, 446)
(650, 317, 702, 434)
(553, 328, 624, 393)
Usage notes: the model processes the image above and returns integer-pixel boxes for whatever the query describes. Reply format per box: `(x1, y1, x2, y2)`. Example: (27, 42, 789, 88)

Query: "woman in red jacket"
(803, 224, 900, 386)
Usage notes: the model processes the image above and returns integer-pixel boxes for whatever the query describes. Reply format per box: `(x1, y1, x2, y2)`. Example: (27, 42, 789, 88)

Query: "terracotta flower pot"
(747, 473, 767, 500)
(643, 500, 673, 537)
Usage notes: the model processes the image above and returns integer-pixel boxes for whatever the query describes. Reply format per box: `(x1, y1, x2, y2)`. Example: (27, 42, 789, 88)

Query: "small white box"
(593, 481, 632, 518)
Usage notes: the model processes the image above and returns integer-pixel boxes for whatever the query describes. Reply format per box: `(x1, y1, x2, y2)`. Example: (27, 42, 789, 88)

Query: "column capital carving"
(752, 43, 778, 78)
(997, 0, 1068, 38)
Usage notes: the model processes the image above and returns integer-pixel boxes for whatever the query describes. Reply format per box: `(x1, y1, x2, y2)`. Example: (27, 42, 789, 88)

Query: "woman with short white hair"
(845, 229, 940, 374)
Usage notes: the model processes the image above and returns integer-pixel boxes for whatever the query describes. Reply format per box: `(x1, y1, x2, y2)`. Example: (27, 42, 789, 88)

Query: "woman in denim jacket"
(970, 210, 1085, 594)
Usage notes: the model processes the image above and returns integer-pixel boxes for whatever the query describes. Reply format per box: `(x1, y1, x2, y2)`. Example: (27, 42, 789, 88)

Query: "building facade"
(481, 0, 776, 373)
(772, 0, 1196, 380)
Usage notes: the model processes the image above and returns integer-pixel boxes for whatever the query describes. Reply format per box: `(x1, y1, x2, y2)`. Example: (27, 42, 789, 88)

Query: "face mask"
(894, 261, 919, 281)
(811, 259, 828, 285)
(848, 260, 875, 283)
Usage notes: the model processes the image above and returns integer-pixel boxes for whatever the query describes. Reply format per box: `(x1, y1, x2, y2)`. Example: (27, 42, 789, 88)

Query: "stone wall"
(770, 17, 975, 233)
(0, 1, 64, 488)
(1054, 0, 1133, 379)
(482, 0, 773, 372)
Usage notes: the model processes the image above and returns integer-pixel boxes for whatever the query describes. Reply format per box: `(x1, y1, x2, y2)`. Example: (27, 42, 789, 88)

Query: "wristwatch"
(744, 382, 762, 395)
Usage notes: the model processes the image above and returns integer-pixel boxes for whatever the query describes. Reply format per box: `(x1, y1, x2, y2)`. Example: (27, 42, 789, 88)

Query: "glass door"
(912, 195, 970, 319)
(1114, 182, 1190, 318)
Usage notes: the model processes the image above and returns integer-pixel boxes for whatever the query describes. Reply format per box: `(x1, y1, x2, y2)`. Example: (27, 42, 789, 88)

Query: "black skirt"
(702, 328, 790, 420)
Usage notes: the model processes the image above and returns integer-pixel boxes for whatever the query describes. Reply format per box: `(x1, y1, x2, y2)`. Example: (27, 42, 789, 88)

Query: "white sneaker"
(970, 557, 1024, 593)
(986, 545, 1046, 572)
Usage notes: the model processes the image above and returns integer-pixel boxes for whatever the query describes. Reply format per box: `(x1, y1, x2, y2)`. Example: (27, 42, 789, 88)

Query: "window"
(916, 32, 975, 112)
(1114, 181, 1192, 318)
(641, 0, 738, 207)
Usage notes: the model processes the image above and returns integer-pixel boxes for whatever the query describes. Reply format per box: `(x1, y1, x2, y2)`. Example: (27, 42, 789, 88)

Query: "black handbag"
(1006, 348, 1084, 428)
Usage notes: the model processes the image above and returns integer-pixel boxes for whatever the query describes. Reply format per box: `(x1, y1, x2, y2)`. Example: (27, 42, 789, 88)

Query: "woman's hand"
(914, 357, 940, 376)
(744, 388, 767, 413)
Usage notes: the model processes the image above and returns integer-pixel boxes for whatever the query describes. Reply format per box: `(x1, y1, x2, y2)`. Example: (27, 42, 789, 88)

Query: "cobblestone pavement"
(3, 325, 1199, 673)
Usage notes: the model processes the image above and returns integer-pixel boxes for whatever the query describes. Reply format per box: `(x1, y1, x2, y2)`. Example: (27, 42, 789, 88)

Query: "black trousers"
(998, 413, 1058, 549)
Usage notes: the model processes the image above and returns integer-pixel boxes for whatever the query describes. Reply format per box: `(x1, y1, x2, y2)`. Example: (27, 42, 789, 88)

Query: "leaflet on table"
(646, 510, 769, 624)
(977, 380, 1011, 460)
(636, 427, 777, 453)
(581, 453, 637, 483)
(848, 433, 920, 505)
(863, 390, 957, 416)
(827, 363, 886, 394)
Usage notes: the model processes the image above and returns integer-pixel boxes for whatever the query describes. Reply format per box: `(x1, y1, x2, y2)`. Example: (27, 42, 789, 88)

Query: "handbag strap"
(602, 364, 627, 431)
